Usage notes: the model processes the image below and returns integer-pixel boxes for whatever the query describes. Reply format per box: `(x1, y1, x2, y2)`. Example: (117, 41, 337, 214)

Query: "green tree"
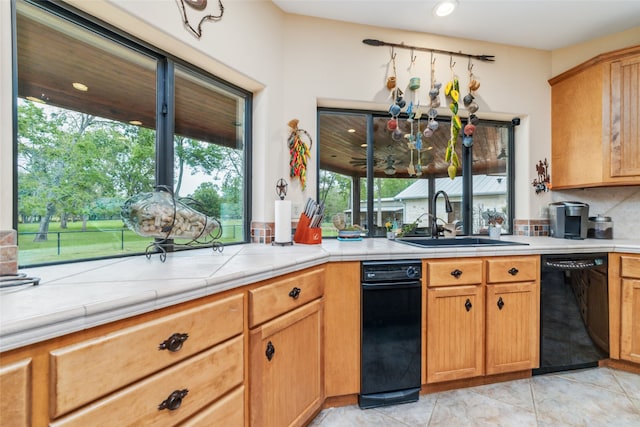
(190, 183, 221, 218)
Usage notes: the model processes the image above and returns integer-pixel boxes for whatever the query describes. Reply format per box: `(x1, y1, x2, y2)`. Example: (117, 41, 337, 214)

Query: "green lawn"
(18, 219, 243, 266)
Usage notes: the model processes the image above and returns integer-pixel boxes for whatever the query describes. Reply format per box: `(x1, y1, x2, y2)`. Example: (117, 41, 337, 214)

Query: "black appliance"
(359, 260, 422, 409)
(533, 253, 609, 375)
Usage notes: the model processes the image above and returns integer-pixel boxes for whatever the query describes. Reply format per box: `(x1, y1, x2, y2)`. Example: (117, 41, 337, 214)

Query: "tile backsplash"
(551, 186, 640, 240)
(0, 229, 18, 274)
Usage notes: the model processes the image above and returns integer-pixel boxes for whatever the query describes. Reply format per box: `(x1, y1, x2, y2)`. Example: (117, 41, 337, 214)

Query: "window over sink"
(318, 108, 515, 238)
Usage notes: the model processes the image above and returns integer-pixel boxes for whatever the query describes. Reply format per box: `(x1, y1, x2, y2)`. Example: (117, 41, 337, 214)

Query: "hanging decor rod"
(363, 39, 495, 62)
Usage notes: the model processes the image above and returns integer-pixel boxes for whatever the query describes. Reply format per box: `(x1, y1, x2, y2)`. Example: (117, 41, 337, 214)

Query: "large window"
(318, 109, 514, 237)
(14, 0, 251, 266)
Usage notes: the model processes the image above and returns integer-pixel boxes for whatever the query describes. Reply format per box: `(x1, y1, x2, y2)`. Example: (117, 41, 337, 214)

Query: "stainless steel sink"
(394, 237, 529, 248)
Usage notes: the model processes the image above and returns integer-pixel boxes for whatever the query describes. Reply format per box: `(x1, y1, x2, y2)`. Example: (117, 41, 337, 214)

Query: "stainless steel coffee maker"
(548, 201, 589, 239)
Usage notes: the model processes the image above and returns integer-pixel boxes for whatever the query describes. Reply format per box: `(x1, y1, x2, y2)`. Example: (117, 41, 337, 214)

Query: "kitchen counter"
(1, 236, 639, 352)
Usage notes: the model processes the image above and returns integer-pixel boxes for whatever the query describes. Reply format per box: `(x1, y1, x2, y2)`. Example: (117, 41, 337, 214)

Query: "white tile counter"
(1, 236, 639, 352)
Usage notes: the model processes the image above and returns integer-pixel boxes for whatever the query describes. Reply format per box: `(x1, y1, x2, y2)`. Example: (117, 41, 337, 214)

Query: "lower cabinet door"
(250, 299, 323, 427)
(0, 359, 31, 427)
(621, 278, 640, 363)
(426, 285, 484, 383)
(486, 282, 540, 375)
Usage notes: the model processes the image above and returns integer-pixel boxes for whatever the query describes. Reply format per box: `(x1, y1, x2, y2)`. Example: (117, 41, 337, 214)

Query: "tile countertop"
(1, 236, 639, 352)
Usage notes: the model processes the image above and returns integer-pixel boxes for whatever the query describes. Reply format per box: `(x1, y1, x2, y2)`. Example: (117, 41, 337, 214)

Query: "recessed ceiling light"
(72, 82, 88, 92)
(25, 96, 46, 104)
(348, 129, 356, 133)
(129, 120, 143, 126)
(433, 0, 458, 17)
(360, 143, 368, 148)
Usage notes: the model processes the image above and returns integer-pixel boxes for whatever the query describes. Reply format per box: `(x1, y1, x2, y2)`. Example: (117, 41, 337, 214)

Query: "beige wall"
(0, 0, 637, 230)
(1, 0, 13, 230)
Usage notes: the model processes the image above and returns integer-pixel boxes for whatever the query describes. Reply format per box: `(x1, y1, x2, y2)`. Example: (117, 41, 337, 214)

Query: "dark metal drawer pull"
(158, 333, 189, 352)
(497, 297, 504, 310)
(465, 298, 472, 312)
(158, 389, 189, 411)
(508, 267, 519, 276)
(451, 269, 463, 279)
(289, 287, 301, 299)
(266, 341, 275, 361)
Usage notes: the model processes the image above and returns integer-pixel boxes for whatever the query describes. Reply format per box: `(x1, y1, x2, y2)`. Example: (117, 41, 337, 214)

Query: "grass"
(18, 219, 243, 266)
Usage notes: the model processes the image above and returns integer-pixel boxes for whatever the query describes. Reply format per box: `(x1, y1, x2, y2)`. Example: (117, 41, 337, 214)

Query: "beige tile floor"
(309, 368, 640, 426)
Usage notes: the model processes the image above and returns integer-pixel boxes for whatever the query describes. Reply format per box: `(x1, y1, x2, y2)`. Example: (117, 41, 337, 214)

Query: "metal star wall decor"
(177, 0, 224, 39)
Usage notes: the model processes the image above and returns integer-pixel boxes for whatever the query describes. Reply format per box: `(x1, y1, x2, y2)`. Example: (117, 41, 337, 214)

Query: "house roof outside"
(394, 175, 507, 200)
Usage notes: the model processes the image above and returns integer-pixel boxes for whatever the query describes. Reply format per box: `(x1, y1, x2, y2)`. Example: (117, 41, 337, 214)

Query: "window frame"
(12, 0, 252, 266)
(317, 107, 515, 237)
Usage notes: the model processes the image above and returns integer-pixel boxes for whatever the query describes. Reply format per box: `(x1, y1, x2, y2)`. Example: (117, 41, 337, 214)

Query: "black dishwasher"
(359, 260, 422, 409)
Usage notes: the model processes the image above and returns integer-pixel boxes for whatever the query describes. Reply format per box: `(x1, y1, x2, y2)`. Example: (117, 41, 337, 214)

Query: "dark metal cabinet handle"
(465, 298, 472, 312)
(158, 333, 189, 352)
(158, 389, 189, 411)
(497, 297, 504, 310)
(288, 287, 301, 299)
(508, 267, 519, 276)
(266, 341, 275, 361)
(451, 269, 463, 279)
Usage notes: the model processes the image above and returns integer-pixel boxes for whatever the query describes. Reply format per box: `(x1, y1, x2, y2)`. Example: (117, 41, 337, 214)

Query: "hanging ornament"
(463, 58, 481, 148)
(444, 56, 461, 179)
(426, 52, 442, 138)
(287, 119, 312, 190)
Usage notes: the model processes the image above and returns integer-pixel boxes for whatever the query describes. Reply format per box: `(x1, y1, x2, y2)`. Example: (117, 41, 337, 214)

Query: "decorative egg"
(467, 102, 479, 113)
(392, 128, 403, 140)
(428, 120, 439, 131)
(387, 119, 398, 130)
(430, 98, 441, 108)
(469, 114, 480, 125)
(463, 94, 474, 106)
(464, 124, 476, 136)
(462, 136, 474, 147)
(423, 128, 434, 138)
(389, 104, 401, 116)
(429, 88, 439, 98)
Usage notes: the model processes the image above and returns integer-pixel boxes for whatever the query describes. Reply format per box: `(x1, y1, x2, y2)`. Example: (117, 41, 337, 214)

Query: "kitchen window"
(14, 0, 251, 267)
(318, 108, 514, 237)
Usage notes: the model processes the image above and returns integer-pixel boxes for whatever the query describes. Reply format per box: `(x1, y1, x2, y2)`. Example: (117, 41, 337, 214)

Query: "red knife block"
(293, 214, 322, 244)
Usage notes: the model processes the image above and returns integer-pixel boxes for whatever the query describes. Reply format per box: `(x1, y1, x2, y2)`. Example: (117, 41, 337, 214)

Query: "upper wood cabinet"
(549, 45, 640, 189)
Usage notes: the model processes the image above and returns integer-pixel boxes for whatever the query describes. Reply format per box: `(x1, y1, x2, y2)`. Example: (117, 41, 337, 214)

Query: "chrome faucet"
(431, 190, 453, 238)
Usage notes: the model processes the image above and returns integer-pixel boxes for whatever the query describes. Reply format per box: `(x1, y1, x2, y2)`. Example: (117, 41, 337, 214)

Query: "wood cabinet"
(0, 358, 31, 427)
(611, 254, 640, 364)
(485, 257, 540, 375)
(249, 267, 324, 427)
(323, 261, 360, 398)
(426, 259, 484, 383)
(0, 292, 245, 426)
(50, 295, 244, 418)
(50, 337, 244, 427)
(425, 256, 540, 384)
(549, 45, 640, 189)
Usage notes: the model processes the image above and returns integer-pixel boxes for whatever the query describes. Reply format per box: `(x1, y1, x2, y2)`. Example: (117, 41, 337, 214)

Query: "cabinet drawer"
(50, 294, 243, 417)
(50, 336, 244, 427)
(427, 259, 483, 287)
(486, 256, 538, 283)
(249, 267, 324, 327)
(178, 386, 244, 427)
(621, 256, 640, 278)
(0, 359, 31, 427)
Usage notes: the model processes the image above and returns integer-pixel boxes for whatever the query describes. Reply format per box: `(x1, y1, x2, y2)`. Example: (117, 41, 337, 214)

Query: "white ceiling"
(271, 0, 640, 51)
